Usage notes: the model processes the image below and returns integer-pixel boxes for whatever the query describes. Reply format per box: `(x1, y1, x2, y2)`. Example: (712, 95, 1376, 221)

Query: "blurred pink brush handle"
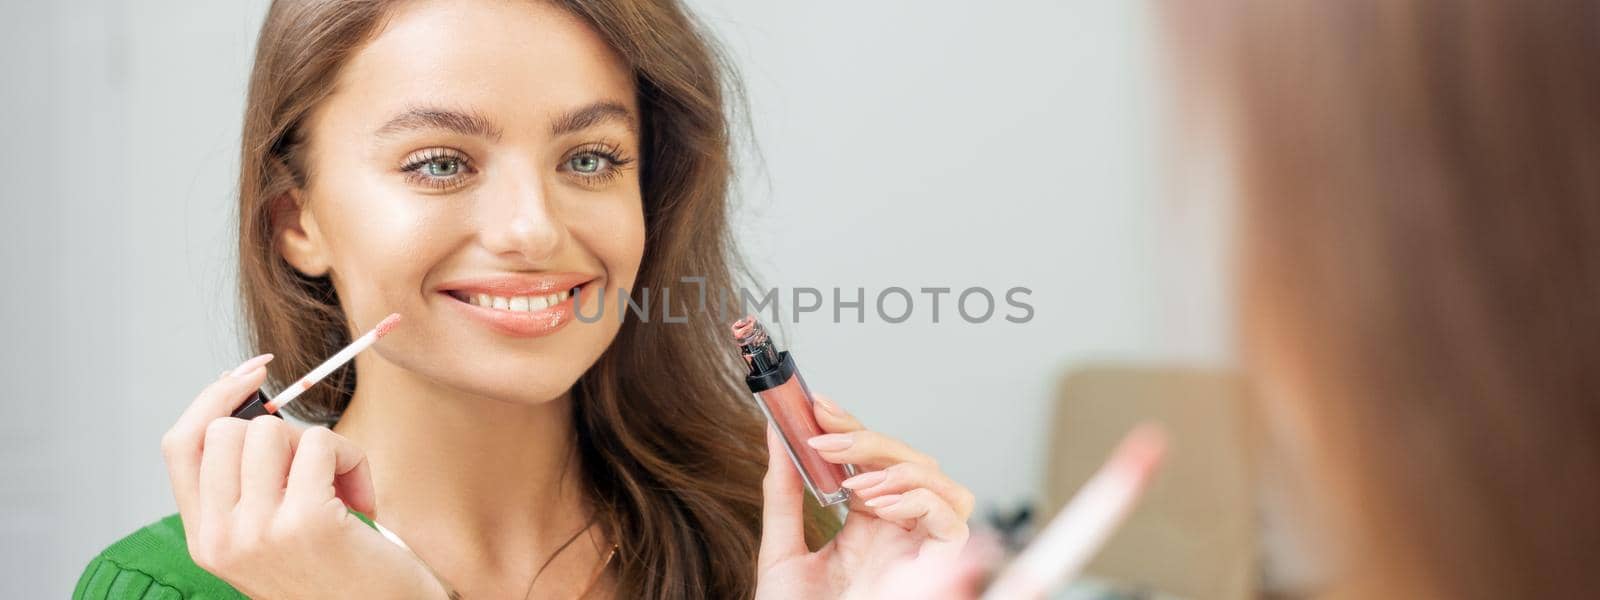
(980, 423, 1168, 600)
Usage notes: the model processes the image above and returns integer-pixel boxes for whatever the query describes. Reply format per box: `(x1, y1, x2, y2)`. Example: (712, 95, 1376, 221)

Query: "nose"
(477, 171, 565, 264)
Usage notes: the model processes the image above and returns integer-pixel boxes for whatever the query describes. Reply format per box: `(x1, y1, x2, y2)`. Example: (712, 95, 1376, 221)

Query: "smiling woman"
(73, 1, 974, 599)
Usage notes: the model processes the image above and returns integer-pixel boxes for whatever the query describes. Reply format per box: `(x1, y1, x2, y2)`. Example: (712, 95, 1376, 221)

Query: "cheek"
(313, 172, 462, 316)
(571, 195, 646, 289)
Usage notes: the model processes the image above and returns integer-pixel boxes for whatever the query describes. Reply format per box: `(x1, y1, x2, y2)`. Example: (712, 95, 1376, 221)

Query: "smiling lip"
(436, 273, 598, 338)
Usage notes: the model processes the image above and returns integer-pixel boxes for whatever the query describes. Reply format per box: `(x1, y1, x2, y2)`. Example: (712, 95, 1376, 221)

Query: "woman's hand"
(843, 424, 1169, 600)
(160, 354, 450, 599)
(755, 393, 976, 599)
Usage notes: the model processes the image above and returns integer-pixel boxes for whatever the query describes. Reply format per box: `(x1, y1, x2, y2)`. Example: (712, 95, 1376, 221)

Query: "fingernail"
(815, 396, 843, 416)
(230, 353, 274, 377)
(807, 433, 854, 451)
(865, 494, 902, 509)
(842, 470, 887, 490)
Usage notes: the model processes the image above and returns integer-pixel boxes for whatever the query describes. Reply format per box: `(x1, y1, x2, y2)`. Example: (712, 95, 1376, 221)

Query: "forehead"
(324, 0, 637, 130)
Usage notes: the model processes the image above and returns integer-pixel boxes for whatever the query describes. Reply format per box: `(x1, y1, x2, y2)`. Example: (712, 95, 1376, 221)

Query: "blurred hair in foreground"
(1165, 1, 1600, 598)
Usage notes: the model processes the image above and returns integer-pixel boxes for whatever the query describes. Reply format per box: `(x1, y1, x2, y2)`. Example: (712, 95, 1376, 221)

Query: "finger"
(238, 415, 299, 516)
(807, 430, 935, 471)
(757, 425, 808, 570)
(842, 462, 977, 520)
(175, 354, 275, 428)
(811, 393, 864, 434)
(869, 488, 969, 542)
(197, 418, 250, 525)
(285, 426, 377, 516)
(164, 355, 273, 532)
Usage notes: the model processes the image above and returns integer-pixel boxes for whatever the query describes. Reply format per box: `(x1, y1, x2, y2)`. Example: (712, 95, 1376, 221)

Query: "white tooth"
(545, 293, 561, 306)
(509, 296, 530, 311)
(476, 293, 491, 307)
(528, 295, 550, 310)
(492, 296, 510, 310)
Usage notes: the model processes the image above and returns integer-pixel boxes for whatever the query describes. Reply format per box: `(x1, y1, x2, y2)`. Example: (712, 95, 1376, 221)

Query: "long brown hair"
(1175, 1, 1600, 597)
(236, 1, 834, 597)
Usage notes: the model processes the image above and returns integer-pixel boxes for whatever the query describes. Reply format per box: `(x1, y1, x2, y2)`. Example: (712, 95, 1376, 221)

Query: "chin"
(423, 372, 579, 407)
(454, 353, 599, 405)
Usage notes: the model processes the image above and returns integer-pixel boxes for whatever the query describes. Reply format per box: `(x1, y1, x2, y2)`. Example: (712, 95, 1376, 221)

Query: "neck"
(332, 351, 592, 579)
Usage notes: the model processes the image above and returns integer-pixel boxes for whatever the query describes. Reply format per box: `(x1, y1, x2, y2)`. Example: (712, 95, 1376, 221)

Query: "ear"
(272, 187, 332, 278)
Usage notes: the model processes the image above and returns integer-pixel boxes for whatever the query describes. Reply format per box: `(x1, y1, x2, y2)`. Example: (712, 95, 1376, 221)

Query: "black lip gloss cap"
(231, 389, 282, 420)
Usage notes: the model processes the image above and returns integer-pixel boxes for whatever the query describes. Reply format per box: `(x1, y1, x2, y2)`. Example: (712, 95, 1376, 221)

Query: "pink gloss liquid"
(756, 366, 852, 505)
(733, 316, 855, 506)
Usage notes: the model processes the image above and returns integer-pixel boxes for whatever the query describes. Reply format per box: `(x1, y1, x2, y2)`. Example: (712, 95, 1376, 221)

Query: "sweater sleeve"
(74, 555, 186, 600)
(72, 513, 248, 600)
(75, 509, 386, 599)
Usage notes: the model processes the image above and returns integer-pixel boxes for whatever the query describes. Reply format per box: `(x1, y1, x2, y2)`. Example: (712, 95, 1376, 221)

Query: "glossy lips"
(436, 273, 596, 338)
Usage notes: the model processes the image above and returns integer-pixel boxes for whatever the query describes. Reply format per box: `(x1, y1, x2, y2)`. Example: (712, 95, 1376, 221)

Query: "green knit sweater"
(73, 510, 381, 599)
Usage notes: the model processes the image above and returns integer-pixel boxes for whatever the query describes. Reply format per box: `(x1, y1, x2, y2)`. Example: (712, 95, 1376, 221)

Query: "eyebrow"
(375, 107, 503, 140)
(373, 101, 639, 142)
(549, 101, 638, 137)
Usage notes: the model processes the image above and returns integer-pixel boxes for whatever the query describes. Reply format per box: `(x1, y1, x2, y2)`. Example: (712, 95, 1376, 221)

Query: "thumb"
(758, 425, 807, 570)
(331, 445, 377, 519)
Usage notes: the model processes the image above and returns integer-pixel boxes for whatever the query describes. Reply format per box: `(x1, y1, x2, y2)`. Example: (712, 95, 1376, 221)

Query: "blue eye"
(560, 146, 635, 187)
(568, 153, 607, 174)
(400, 148, 474, 191)
(423, 157, 461, 177)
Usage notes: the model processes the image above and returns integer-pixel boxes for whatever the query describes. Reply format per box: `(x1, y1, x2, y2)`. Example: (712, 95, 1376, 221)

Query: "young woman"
(74, 1, 972, 598)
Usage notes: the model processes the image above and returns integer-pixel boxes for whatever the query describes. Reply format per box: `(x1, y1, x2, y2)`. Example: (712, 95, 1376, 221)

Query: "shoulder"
(73, 513, 245, 600)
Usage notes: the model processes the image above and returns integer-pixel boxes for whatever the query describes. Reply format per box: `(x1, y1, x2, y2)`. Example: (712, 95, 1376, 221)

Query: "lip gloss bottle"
(732, 316, 856, 506)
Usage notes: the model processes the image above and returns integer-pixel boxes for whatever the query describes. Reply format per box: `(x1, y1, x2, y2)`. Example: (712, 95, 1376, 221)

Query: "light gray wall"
(0, 2, 1224, 596)
(710, 0, 1164, 500)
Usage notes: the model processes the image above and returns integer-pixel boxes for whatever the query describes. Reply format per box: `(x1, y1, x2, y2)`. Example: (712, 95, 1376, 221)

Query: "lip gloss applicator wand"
(231, 312, 403, 419)
(222, 312, 455, 594)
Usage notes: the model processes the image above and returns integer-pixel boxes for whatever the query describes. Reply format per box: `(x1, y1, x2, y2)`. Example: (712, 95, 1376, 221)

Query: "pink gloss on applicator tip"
(375, 312, 402, 338)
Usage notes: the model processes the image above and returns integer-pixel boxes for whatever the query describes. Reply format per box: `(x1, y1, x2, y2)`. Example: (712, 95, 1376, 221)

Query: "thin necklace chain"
(520, 513, 611, 600)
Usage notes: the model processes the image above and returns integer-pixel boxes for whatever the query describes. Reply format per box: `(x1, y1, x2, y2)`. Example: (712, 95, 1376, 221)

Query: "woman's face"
(278, 0, 645, 403)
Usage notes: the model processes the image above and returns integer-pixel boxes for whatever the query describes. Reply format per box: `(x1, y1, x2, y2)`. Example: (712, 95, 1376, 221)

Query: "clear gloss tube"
(731, 316, 856, 506)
